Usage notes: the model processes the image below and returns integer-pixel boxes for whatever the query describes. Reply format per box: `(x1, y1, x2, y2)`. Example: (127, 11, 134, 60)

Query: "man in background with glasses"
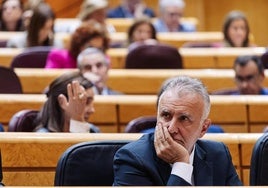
(213, 55, 268, 95)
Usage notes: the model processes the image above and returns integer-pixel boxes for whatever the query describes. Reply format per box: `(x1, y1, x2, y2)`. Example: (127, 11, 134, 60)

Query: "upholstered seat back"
(125, 44, 183, 69)
(0, 66, 23, 93)
(125, 116, 157, 133)
(8, 109, 38, 132)
(10, 46, 51, 69)
(261, 51, 268, 69)
(250, 133, 268, 185)
(54, 141, 130, 186)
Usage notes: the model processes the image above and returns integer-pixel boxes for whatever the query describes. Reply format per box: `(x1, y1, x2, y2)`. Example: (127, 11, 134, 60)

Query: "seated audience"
(153, 0, 195, 32)
(77, 47, 122, 95)
(45, 20, 110, 69)
(34, 71, 100, 133)
(127, 17, 158, 51)
(7, 3, 62, 48)
(113, 75, 242, 186)
(220, 10, 254, 47)
(213, 55, 268, 95)
(0, 0, 24, 31)
(107, 0, 155, 18)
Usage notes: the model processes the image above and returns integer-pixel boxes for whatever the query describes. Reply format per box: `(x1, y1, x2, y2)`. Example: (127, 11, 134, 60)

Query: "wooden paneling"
(1, 95, 265, 134)
(0, 132, 262, 186)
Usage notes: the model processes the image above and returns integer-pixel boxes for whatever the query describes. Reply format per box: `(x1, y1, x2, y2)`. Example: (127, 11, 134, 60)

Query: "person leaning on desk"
(113, 75, 242, 186)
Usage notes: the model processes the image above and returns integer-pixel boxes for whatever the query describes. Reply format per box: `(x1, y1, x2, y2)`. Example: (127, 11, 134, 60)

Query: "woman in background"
(45, 20, 110, 69)
(0, 0, 24, 31)
(127, 18, 158, 51)
(222, 10, 253, 47)
(7, 3, 62, 48)
(34, 71, 100, 133)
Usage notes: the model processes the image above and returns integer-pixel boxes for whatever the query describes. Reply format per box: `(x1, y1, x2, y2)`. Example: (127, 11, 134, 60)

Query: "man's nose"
(167, 120, 178, 134)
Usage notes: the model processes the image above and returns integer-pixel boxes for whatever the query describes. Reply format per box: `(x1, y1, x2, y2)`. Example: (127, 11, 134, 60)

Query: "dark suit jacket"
(113, 133, 242, 186)
(107, 6, 155, 18)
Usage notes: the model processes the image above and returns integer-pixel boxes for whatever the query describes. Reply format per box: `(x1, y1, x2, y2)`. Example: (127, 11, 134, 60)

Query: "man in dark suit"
(107, 0, 155, 18)
(113, 75, 242, 186)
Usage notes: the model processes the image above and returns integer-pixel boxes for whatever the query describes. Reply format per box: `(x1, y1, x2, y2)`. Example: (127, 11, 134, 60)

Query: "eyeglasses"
(166, 12, 183, 18)
(82, 62, 106, 71)
(235, 74, 259, 83)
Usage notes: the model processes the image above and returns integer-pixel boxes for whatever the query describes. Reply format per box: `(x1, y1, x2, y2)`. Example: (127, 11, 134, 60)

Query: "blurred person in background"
(107, 0, 155, 19)
(22, 0, 44, 29)
(127, 17, 158, 51)
(7, 3, 62, 48)
(153, 0, 195, 32)
(45, 20, 110, 69)
(221, 10, 254, 47)
(77, 47, 122, 95)
(55, 0, 115, 33)
(212, 55, 267, 95)
(34, 71, 100, 133)
(0, 0, 24, 31)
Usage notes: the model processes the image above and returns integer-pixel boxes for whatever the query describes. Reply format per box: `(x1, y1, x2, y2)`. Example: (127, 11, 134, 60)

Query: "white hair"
(159, 0, 185, 13)
(77, 47, 108, 69)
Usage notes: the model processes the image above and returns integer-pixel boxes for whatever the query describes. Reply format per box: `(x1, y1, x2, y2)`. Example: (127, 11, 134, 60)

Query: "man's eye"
(161, 112, 170, 120)
(179, 115, 189, 121)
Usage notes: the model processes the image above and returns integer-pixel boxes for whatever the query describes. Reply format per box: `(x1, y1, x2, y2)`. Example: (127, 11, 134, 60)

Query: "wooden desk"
(0, 132, 262, 186)
(0, 95, 256, 133)
(107, 47, 266, 69)
(15, 68, 236, 94)
(14, 68, 268, 95)
(55, 17, 199, 33)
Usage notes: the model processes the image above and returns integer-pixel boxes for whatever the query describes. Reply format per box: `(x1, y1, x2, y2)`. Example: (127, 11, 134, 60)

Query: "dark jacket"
(113, 133, 242, 186)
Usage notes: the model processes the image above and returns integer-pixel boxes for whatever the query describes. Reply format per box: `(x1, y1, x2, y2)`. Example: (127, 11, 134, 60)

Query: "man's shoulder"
(143, 8, 155, 17)
(119, 133, 153, 153)
(261, 88, 268, 95)
(196, 139, 226, 153)
(107, 6, 124, 18)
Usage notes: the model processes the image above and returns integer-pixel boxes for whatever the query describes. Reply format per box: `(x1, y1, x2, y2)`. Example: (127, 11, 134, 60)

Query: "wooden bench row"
(55, 17, 199, 33)
(0, 132, 263, 186)
(15, 68, 268, 94)
(0, 47, 266, 69)
(1, 95, 268, 133)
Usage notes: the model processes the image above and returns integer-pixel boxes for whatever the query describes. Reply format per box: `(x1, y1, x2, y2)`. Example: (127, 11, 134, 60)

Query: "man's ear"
(200, 118, 211, 138)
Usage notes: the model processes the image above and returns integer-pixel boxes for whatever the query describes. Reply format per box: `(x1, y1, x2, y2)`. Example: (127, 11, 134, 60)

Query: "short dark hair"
(234, 55, 264, 73)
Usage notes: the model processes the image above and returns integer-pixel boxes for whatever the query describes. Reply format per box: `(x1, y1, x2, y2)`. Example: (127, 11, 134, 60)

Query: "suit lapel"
(193, 142, 213, 185)
(151, 134, 171, 185)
